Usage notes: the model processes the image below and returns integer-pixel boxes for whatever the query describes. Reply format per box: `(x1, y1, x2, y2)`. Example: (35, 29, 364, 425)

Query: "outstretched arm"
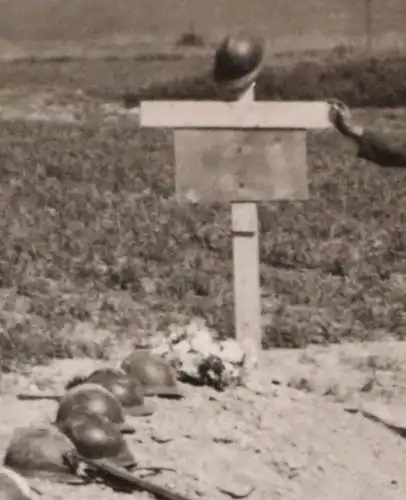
(329, 101, 406, 167)
(355, 129, 406, 167)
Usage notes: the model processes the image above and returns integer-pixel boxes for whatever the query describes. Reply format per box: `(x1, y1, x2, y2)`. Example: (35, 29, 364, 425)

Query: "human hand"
(328, 99, 363, 138)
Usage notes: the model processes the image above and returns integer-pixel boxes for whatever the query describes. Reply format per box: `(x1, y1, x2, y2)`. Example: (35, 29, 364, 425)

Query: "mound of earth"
(2, 341, 406, 500)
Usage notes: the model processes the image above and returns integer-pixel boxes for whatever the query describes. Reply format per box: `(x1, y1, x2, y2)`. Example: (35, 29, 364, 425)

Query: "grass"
(2, 109, 406, 370)
(3, 49, 406, 108)
(1, 51, 406, 371)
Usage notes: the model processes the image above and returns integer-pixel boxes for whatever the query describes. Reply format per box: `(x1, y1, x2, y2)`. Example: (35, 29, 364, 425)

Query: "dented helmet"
(120, 350, 183, 399)
(3, 426, 82, 485)
(213, 33, 264, 92)
(59, 411, 136, 469)
(55, 383, 134, 434)
(0, 467, 33, 500)
(85, 368, 155, 417)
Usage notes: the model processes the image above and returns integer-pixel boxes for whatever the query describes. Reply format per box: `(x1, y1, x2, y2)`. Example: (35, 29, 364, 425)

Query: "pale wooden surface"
(140, 100, 332, 129)
(231, 203, 261, 368)
(174, 129, 309, 202)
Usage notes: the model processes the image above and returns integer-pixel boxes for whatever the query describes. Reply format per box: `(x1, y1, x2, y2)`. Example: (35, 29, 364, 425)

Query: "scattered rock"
(178, 354, 202, 380)
(173, 340, 192, 358)
(323, 382, 341, 396)
(216, 478, 255, 498)
(151, 319, 246, 390)
(287, 376, 315, 393)
(212, 434, 234, 444)
(360, 377, 376, 393)
(151, 432, 173, 444)
(194, 486, 206, 497)
(240, 373, 267, 395)
(220, 340, 244, 365)
(190, 330, 218, 356)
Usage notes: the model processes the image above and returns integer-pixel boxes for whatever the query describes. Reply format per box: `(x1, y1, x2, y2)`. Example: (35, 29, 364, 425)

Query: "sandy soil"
(0, 87, 140, 125)
(3, 340, 406, 500)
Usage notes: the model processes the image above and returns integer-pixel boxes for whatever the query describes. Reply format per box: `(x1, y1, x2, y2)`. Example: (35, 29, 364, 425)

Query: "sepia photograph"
(1, 1, 406, 499)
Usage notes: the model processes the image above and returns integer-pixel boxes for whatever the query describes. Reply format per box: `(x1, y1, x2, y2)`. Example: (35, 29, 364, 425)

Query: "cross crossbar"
(140, 100, 332, 130)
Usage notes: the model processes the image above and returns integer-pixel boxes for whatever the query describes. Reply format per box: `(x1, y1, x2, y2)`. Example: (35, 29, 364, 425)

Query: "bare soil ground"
(0, 87, 140, 124)
(3, 340, 406, 500)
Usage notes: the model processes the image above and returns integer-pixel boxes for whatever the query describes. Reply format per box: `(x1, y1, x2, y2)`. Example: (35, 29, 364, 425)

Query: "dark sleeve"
(356, 129, 406, 167)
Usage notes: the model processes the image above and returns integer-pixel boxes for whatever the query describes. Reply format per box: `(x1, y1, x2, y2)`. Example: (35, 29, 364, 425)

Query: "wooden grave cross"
(140, 92, 331, 368)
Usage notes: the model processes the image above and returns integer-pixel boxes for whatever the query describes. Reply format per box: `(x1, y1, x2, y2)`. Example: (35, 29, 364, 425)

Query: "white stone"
(152, 341, 171, 357)
(172, 339, 192, 358)
(190, 331, 219, 357)
(179, 354, 201, 380)
(185, 322, 202, 338)
(220, 339, 245, 364)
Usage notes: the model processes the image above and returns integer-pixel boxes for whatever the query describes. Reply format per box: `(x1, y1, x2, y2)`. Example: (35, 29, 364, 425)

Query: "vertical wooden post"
(231, 202, 261, 370)
(231, 86, 261, 370)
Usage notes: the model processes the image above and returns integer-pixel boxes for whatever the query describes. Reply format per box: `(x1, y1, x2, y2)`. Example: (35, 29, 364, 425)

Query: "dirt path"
(2, 341, 406, 500)
(0, 87, 139, 125)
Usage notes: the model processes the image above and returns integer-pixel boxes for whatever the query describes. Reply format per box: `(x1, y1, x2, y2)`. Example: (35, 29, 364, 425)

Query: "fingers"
(328, 100, 352, 120)
(327, 98, 348, 111)
(327, 99, 352, 127)
(328, 105, 342, 124)
(326, 99, 361, 137)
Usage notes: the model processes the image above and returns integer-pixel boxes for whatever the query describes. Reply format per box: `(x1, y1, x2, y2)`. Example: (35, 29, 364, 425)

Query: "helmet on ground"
(59, 411, 136, 469)
(0, 467, 32, 500)
(3, 426, 82, 485)
(55, 383, 134, 434)
(85, 369, 155, 417)
(120, 349, 183, 399)
(213, 33, 265, 92)
(65, 368, 127, 391)
(86, 367, 126, 379)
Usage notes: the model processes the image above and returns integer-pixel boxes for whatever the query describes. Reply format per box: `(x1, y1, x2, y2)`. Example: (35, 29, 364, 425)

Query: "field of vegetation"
(1, 48, 406, 371)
